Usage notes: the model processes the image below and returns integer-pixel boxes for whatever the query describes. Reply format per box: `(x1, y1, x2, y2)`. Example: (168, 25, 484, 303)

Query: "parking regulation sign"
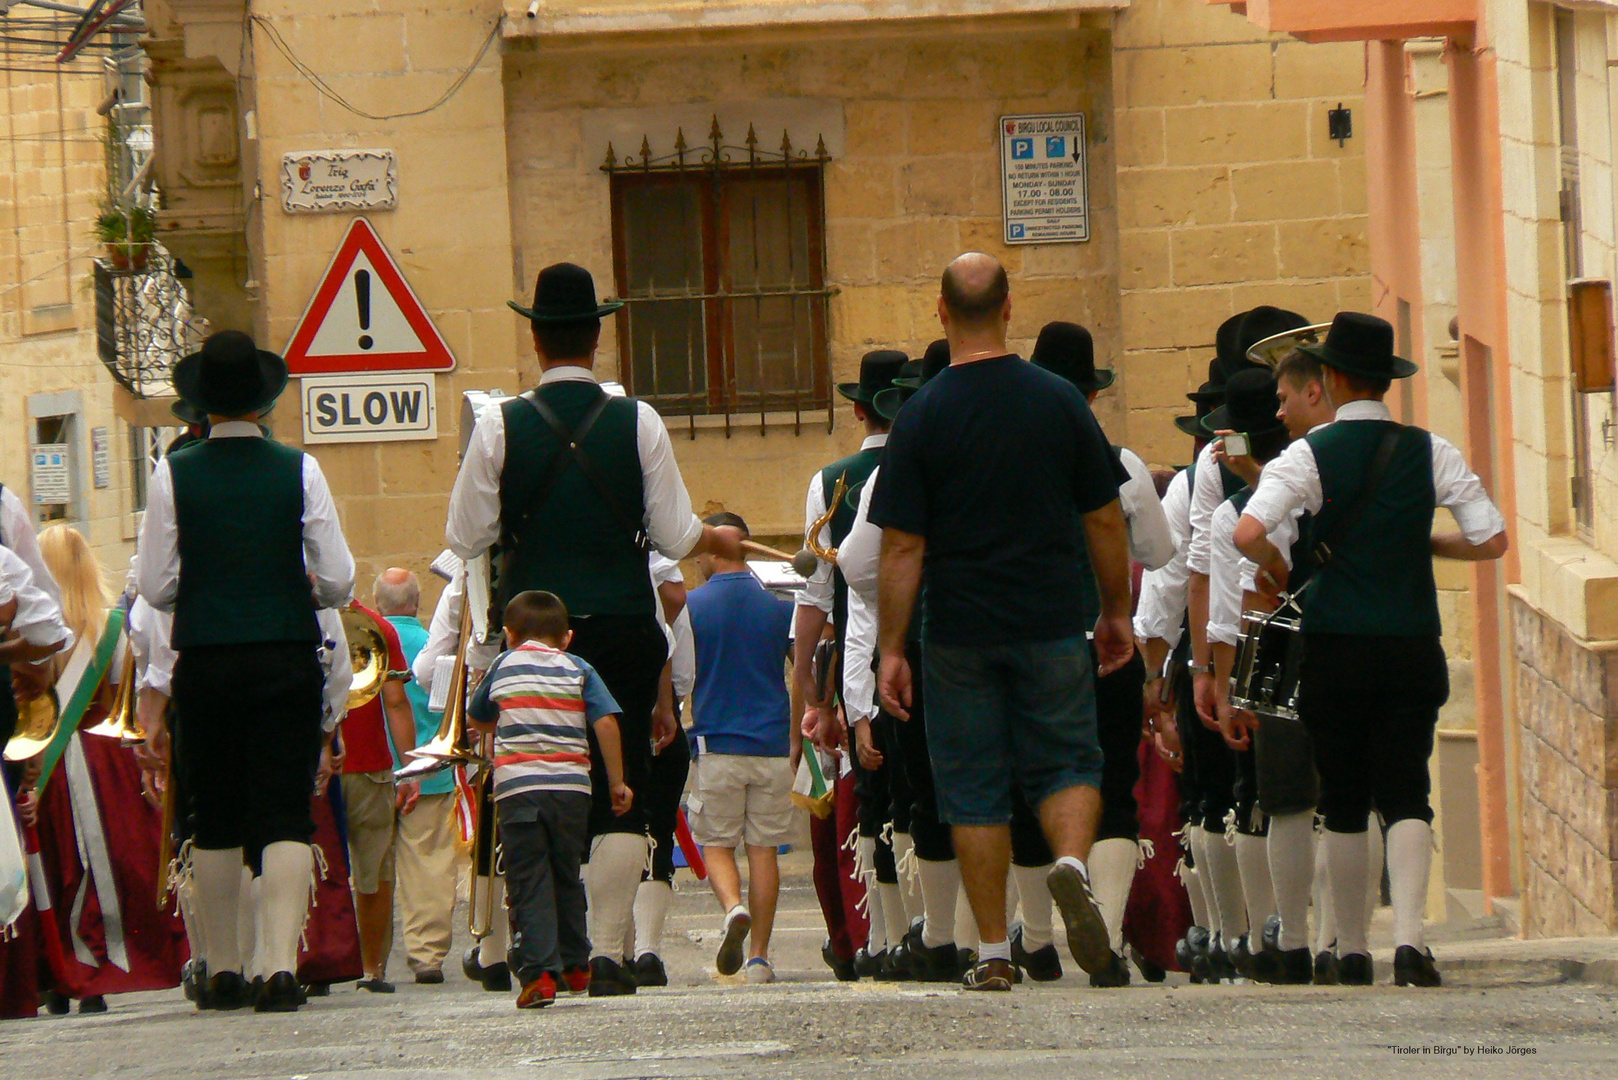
(1000, 113, 1089, 245)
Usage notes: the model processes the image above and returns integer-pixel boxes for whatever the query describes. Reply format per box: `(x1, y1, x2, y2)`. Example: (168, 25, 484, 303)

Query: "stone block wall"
(1113, 0, 1371, 468)
(1512, 591, 1618, 936)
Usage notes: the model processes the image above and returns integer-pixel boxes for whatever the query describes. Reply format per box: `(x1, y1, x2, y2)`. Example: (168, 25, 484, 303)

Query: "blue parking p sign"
(1010, 138, 1034, 160)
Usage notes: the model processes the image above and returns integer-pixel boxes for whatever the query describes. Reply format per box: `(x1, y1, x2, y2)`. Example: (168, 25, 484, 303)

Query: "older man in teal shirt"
(375, 568, 460, 984)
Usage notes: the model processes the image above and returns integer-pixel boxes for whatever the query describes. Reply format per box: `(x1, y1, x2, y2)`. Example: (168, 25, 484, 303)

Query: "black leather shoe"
(206, 971, 251, 1011)
(1337, 952, 1374, 986)
(1261, 914, 1283, 954)
(478, 960, 511, 992)
(77, 995, 107, 1014)
(873, 940, 913, 981)
(633, 952, 668, 988)
(854, 947, 884, 979)
(255, 971, 302, 1013)
(821, 939, 859, 982)
(1230, 934, 1257, 980)
(414, 968, 444, 985)
(1012, 927, 1063, 982)
(1130, 946, 1167, 983)
(1274, 946, 1314, 985)
(462, 944, 486, 982)
(903, 926, 960, 983)
(1179, 926, 1210, 983)
(587, 955, 637, 996)
(1393, 945, 1441, 988)
(182, 959, 207, 1003)
(1313, 950, 1340, 985)
(1088, 951, 1131, 988)
(1207, 936, 1237, 984)
(42, 990, 70, 1015)
(356, 977, 395, 994)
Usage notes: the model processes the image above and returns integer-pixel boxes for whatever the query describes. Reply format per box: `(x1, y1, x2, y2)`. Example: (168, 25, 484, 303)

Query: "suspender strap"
(1311, 426, 1403, 568)
(520, 391, 651, 555)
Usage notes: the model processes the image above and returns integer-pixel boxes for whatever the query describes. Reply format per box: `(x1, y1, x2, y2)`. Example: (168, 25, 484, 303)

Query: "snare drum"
(1229, 605, 1305, 721)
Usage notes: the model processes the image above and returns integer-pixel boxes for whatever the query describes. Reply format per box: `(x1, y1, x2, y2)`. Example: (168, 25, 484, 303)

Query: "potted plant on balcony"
(96, 203, 156, 272)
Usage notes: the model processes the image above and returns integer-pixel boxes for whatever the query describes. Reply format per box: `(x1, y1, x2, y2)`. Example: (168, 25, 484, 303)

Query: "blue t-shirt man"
(686, 569, 794, 758)
(386, 611, 453, 796)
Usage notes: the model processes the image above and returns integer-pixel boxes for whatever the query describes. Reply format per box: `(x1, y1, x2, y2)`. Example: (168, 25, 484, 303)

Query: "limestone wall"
(1113, 0, 1371, 468)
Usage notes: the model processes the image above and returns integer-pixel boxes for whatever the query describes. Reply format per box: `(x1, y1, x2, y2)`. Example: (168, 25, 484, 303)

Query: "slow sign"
(301, 373, 437, 445)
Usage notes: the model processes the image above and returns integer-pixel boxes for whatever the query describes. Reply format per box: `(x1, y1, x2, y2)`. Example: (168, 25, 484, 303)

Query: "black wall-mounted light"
(1328, 103, 1353, 147)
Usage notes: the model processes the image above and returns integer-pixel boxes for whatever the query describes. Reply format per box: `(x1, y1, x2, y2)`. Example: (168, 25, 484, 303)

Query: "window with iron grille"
(604, 124, 832, 428)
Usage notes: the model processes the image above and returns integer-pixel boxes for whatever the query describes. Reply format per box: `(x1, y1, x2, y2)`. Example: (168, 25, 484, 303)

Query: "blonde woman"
(31, 525, 185, 1014)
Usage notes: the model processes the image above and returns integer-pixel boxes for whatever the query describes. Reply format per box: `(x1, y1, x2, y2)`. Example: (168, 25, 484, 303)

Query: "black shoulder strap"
(521, 391, 651, 555)
(1311, 425, 1403, 568)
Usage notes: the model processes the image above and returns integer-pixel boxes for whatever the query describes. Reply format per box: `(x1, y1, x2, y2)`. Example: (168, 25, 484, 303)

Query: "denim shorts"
(922, 634, 1103, 827)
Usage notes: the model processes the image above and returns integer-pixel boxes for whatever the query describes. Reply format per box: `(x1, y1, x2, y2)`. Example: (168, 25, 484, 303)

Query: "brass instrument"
(83, 638, 144, 742)
(793, 471, 848, 577)
(467, 741, 499, 938)
(5, 690, 59, 762)
(1245, 322, 1333, 369)
(402, 586, 485, 773)
(343, 605, 391, 712)
(155, 760, 176, 908)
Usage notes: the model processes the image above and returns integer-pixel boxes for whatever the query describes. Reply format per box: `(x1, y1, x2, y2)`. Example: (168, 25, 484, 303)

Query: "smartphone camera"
(1223, 432, 1251, 458)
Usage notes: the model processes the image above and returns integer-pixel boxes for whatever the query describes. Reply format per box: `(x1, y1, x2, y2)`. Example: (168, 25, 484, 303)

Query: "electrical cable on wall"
(249, 14, 500, 123)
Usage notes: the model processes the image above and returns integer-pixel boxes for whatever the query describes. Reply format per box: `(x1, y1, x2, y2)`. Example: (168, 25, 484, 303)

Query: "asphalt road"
(5, 854, 1616, 1080)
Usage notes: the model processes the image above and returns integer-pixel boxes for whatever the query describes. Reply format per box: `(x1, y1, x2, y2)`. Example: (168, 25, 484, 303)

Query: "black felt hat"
(874, 341, 950, 421)
(1202, 368, 1288, 436)
(1218, 306, 1310, 380)
(1187, 361, 1228, 405)
(1297, 311, 1418, 380)
(508, 262, 624, 323)
(837, 349, 908, 405)
(170, 397, 207, 427)
(172, 330, 289, 419)
(1031, 321, 1114, 393)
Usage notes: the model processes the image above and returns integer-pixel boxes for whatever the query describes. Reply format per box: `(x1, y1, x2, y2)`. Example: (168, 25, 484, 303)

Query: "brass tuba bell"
(342, 605, 391, 712)
(1245, 322, 1333, 370)
(4, 689, 60, 761)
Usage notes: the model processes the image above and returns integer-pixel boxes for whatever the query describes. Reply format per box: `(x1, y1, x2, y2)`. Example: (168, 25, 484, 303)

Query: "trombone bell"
(83, 640, 145, 743)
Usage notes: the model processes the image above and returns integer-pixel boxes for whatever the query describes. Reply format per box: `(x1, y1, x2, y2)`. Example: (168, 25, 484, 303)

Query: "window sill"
(1513, 535, 1618, 644)
(660, 409, 833, 436)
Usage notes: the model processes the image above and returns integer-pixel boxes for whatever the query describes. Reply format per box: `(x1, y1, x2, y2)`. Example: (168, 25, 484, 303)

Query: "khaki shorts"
(686, 753, 794, 850)
(341, 771, 397, 893)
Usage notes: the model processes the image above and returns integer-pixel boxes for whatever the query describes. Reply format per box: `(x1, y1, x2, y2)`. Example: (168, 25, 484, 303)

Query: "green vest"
(498, 383, 652, 618)
(169, 437, 320, 649)
(1300, 421, 1439, 637)
(820, 445, 884, 651)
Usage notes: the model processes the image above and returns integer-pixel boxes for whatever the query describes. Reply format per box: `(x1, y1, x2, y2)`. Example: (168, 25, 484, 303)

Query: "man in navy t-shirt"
(685, 513, 796, 984)
(868, 252, 1134, 991)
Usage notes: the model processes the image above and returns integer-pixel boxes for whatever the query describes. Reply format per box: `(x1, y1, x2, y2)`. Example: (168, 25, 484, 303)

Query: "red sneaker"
(516, 972, 557, 1009)
(562, 965, 591, 995)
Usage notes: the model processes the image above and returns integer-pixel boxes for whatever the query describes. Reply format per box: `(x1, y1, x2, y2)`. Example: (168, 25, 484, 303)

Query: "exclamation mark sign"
(355, 268, 373, 350)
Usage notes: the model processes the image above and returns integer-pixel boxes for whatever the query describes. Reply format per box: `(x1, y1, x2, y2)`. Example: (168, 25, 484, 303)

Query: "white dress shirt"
(1207, 497, 1304, 647)
(129, 596, 175, 697)
(0, 545, 72, 652)
(796, 433, 888, 617)
(841, 586, 878, 725)
(412, 572, 463, 693)
(1241, 400, 1508, 545)
(135, 421, 356, 614)
(1118, 446, 1176, 571)
(1133, 468, 1192, 648)
(1186, 440, 1226, 577)
(316, 607, 352, 733)
(650, 554, 695, 699)
(1, 485, 61, 606)
(837, 463, 883, 607)
(445, 365, 705, 565)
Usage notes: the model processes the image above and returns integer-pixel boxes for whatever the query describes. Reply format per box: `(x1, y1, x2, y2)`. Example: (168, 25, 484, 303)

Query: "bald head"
(373, 567, 420, 617)
(940, 252, 1010, 330)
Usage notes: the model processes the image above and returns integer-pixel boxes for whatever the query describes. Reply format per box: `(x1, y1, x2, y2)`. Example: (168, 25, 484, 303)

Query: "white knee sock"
(256, 842, 313, 978)
(1386, 819, 1433, 950)
(633, 880, 673, 958)
(236, 867, 258, 981)
(1195, 827, 1247, 942)
(191, 847, 245, 976)
(1365, 820, 1386, 928)
(891, 833, 923, 922)
(1267, 812, 1316, 952)
(477, 874, 507, 966)
(587, 833, 649, 962)
(1312, 833, 1334, 953)
(878, 883, 908, 953)
(1087, 838, 1138, 953)
(1011, 863, 1054, 950)
(1324, 829, 1370, 957)
(916, 857, 960, 948)
(1180, 859, 1210, 930)
(865, 874, 887, 954)
(1234, 832, 1276, 942)
(177, 876, 207, 967)
(953, 880, 978, 952)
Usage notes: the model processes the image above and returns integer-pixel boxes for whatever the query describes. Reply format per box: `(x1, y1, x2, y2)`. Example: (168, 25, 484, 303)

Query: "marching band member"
(137, 329, 356, 1013)
(446, 263, 734, 995)
(1236, 312, 1508, 988)
(1029, 322, 1175, 985)
(794, 349, 904, 980)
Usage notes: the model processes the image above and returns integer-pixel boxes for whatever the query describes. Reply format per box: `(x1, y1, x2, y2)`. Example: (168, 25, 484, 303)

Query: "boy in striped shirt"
(469, 591, 631, 1008)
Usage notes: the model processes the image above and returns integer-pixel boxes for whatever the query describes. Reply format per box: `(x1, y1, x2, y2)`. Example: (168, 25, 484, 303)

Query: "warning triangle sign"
(283, 217, 456, 375)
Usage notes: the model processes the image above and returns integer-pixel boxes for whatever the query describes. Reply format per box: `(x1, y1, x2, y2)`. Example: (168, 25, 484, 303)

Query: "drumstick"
(740, 539, 799, 562)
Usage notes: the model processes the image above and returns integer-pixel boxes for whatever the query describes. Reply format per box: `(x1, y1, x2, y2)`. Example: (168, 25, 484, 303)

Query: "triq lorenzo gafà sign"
(281, 150, 397, 213)
(301, 373, 437, 445)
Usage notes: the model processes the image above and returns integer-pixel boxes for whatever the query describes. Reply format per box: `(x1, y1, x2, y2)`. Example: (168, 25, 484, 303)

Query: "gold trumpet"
(1245, 322, 1333, 369)
(343, 605, 391, 712)
(792, 471, 848, 577)
(83, 640, 144, 742)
